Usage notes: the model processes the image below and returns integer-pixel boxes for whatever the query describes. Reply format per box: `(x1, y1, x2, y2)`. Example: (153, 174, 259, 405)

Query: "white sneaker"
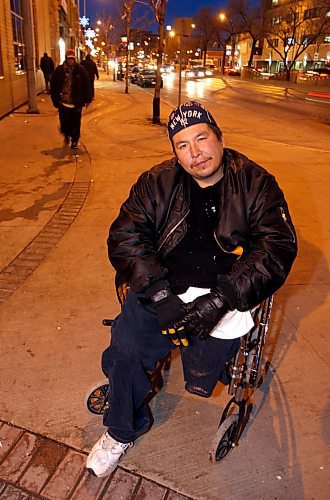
(86, 431, 133, 477)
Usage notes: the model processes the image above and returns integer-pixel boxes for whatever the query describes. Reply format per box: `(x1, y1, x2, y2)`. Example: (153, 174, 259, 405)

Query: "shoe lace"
(102, 435, 132, 453)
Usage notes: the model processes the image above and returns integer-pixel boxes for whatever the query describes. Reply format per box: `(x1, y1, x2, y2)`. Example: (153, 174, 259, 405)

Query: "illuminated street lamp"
(169, 29, 182, 105)
(218, 12, 235, 73)
(170, 21, 195, 106)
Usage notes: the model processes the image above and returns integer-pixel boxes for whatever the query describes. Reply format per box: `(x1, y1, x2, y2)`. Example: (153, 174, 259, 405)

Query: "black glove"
(145, 280, 188, 346)
(176, 288, 231, 341)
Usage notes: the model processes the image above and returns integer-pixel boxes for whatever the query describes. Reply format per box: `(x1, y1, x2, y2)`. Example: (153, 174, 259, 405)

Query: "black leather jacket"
(108, 148, 297, 311)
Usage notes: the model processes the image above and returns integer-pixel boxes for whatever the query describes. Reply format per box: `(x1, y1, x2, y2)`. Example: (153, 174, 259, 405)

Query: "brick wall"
(0, 0, 54, 117)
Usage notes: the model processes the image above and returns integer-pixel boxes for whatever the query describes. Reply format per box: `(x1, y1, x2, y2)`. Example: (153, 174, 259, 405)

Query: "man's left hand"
(176, 290, 230, 341)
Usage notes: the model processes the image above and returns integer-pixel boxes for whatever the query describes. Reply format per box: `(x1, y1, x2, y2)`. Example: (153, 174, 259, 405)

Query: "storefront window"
(11, 0, 25, 73)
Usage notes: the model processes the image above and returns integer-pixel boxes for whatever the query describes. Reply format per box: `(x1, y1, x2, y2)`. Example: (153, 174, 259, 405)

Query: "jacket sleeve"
(219, 170, 297, 311)
(107, 172, 168, 292)
(80, 66, 93, 104)
(50, 68, 60, 108)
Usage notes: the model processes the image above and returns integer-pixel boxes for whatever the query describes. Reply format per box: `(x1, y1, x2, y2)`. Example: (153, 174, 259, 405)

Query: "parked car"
(185, 66, 213, 79)
(129, 66, 141, 83)
(224, 67, 241, 76)
(306, 67, 330, 79)
(136, 69, 163, 87)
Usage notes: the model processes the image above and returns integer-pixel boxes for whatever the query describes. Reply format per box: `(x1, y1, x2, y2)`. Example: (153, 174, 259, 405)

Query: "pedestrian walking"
(50, 49, 92, 149)
(86, 101, 297, 478)
(80, 54, 99, 99)
(39, 52, 54, 93)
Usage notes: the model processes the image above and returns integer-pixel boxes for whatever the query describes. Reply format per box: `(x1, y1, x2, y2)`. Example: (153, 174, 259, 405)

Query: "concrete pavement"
(0, 75, 329, 499)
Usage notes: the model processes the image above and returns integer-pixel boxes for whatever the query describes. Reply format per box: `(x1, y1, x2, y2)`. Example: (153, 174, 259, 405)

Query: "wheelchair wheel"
(86, 382, 109, 415)
(209, 414, 240, 463)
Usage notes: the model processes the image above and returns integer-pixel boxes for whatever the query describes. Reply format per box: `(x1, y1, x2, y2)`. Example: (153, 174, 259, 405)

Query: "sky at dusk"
(84, 0, 212, 27)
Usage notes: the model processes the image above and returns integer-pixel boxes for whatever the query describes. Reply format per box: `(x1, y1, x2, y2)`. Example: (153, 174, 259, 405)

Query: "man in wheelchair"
(86, 101, 297, 477)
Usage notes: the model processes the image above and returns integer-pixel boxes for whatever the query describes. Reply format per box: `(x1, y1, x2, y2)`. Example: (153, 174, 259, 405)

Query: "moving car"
(136, 69, 163, 87)
(185, 66, 213, 79)
(160, 64, 174, 74)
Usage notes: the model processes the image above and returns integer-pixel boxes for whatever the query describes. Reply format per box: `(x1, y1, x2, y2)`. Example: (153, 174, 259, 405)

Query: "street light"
(169, 29, 183, 105)
(170, 21, 195, 106)
(218, 12, 235, 73)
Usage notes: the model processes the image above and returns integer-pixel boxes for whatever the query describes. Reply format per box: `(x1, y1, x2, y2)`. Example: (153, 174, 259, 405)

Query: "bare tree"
(121, 1, 135, 94)
(230, 0, 265, 68)
(194, 5, 240, 74)
(193, 7, 219, 65)
(145, 0, 167, 124)
(124, 0, 167, 122)
(264, 0, 330, 80)
(95, 12, 119, 75)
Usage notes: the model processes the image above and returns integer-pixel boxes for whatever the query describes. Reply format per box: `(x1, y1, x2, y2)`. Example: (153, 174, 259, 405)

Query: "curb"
(0, 420, 192, 500)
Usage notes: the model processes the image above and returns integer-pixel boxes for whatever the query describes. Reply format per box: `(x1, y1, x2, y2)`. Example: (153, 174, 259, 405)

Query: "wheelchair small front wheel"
(209, 414, 240, 463)
(86, 381, 109, 415)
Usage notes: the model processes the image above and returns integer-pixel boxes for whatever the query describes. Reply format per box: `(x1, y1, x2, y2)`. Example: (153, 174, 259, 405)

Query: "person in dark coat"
(40, 52, 54, 93)
(80, 54, 99, 98)
(86, 101, 297, 478)
(50, 49, 92, 149)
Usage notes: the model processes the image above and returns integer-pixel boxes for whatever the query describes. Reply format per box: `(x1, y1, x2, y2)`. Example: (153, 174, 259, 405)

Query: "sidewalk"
(0, 76, 329, 499)
(0, 87, 192, 499)
(0, 420, 189, 499)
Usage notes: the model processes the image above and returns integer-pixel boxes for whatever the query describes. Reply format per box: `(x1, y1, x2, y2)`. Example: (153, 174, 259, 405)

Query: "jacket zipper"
(214, 231, 243, 258)
(158, 211, 190, 251)
(279, 207, 296, 243)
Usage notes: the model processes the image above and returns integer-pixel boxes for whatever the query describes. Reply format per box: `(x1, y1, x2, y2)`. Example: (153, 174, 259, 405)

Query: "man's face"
(172, 123, 224, 187)
(66, 57, 75, 66)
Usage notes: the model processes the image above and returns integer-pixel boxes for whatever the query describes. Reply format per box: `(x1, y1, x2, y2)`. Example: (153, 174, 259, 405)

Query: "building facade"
(207, 0, 329, 76)
(0, 0, 80, 118)
(250, 0, 329, 73)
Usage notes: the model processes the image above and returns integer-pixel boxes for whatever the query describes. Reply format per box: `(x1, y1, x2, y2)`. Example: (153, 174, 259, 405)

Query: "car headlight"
(187, 71, 194, 77)
(197, 71, 204, 77)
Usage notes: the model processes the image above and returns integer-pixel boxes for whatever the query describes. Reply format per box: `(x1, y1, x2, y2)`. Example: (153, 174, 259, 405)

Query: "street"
(0, 73, 329, 499)
(161, 72, 330, 149)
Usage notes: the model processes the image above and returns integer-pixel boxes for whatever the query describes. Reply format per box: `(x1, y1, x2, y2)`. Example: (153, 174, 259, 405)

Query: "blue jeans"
(101, 291, 240, 443)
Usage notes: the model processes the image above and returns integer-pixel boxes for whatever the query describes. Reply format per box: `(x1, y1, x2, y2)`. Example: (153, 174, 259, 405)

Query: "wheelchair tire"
(86, 382, 109, 415)
(209, 414, 240, 463)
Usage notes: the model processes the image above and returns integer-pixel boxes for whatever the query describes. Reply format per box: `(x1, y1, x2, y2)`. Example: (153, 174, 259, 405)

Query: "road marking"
(305, 97, 330, 104)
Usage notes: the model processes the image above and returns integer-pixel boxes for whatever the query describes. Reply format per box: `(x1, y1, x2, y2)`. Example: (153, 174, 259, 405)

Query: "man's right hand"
(145, 281, 188, 346)
(154, 293, 189, 346)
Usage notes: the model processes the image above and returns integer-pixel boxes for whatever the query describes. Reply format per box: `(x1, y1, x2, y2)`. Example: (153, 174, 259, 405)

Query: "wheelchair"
(86, 295, 273, 463)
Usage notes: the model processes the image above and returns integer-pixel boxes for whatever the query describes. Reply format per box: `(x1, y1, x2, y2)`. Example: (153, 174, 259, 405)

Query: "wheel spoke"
(86, 383, 109, 415)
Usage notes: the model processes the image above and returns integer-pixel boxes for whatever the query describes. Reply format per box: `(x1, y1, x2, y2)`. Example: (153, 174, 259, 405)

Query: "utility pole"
(21, 0, 39, 113)
(178, 31, 182, 106)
